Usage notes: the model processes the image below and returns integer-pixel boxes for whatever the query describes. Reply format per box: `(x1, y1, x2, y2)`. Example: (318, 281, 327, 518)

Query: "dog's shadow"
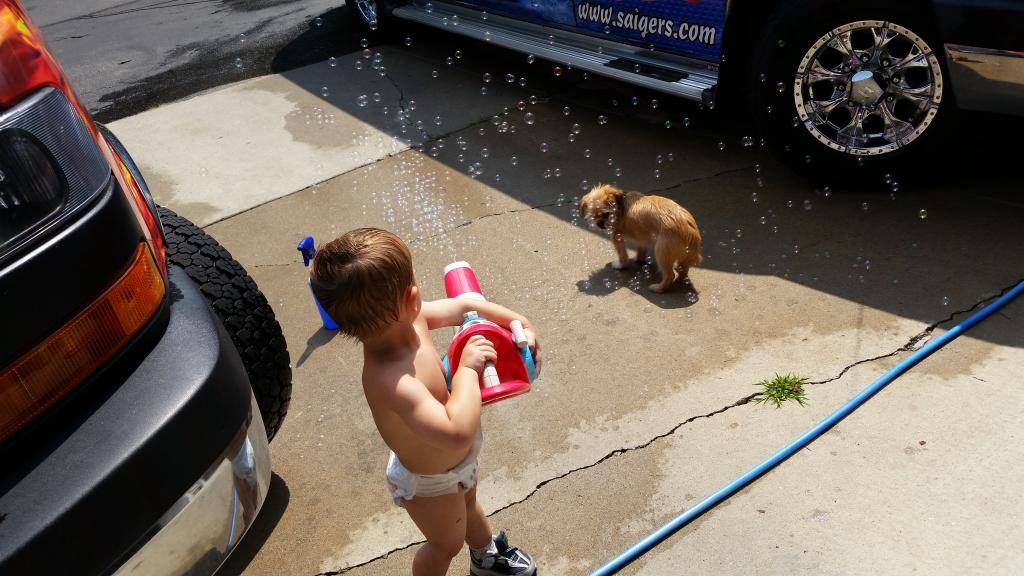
(575, 261, 700, 310)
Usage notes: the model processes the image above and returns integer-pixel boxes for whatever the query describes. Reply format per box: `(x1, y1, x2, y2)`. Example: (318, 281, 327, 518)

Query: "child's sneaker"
(470, 531, 536, 576)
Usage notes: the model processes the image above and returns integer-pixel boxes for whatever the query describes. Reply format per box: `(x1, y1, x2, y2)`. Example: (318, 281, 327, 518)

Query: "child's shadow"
(575, 262, 700, 310)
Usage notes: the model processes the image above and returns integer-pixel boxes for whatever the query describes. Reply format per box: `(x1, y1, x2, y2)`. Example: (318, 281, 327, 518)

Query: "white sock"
(470, 538, 498, 561)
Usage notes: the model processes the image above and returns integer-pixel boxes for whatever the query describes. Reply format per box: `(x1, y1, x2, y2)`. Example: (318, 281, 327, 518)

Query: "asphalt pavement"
(24, 0, 355, 121)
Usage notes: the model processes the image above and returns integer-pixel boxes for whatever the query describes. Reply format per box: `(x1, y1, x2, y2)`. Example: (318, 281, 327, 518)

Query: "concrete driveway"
(107, 28, 1024, 576)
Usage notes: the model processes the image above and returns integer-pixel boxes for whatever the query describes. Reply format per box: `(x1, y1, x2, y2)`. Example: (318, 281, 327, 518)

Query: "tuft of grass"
(752, 374, 809, 408)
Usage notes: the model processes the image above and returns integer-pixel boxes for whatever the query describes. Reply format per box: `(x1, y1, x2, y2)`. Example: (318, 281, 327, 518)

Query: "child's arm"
(390, 335, 496, 452)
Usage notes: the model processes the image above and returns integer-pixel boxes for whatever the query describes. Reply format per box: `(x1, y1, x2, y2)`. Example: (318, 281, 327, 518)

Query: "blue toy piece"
(297, 235, 339, 331)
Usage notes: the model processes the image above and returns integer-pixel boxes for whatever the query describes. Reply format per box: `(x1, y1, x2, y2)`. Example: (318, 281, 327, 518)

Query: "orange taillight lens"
(0, 243, 164, 442)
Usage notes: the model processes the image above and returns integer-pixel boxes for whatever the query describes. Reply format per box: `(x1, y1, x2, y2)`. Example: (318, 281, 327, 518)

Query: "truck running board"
(392, 3, 719, 103)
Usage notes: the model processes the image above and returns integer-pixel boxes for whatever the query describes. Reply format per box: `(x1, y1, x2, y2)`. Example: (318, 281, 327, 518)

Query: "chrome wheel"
(794, 21, 943, 156)
(354, 0, 378, 27)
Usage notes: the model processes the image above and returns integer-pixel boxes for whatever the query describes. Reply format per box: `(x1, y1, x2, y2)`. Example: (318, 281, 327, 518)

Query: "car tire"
(748, 0, 950, 185)
(158, 207, 293, 441)
(347, 0, 399, 38)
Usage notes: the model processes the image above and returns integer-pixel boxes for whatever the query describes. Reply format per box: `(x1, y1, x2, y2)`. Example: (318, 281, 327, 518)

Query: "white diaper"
(386, 429, 483, 506)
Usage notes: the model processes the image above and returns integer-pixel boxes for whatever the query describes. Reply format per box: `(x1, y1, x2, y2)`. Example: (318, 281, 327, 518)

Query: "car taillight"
(0, 0, 92, 128)
(0, 243, 164, 442)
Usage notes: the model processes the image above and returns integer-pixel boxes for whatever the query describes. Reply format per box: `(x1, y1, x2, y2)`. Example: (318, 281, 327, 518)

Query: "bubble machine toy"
(297, 236, 339, 331)
(443, 261, 537, 406)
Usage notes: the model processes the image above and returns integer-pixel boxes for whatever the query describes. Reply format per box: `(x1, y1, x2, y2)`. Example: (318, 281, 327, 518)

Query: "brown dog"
(579, 184, 701, 293)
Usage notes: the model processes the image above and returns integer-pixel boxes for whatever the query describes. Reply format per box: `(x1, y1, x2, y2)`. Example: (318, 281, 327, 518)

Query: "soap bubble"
(480, 86, 488, 95)
(372, 92, 382, 102)
(404, 36, 413, 47)
(481, 147, 490, 158)
(510, 156, 519, 166)
(942, 296, 949, 306)
(741, 136, 754, 147)
(918, 209, 928, 219)
(580, 180, 590, 190)
(234, 57, 243, 69)
(524, 112, 535, 125)
(890, 181, 901, 192)
(563, 106, 572, 116)
(803, 199, 812, 210)
(527, 54, 536, 64)
(584, 149, 592, 158)
(754, 163, 761, 173)
(682, 116, 691, 127)
(446, 56, 454, 66)
(506, 73, 515, 83)
(320, 86, 329, 97)
(650, 99, 659, 109)
(553, 66, 563, 76)
(717, 141, 725, 151)
(483, 72, 492, 83)
(431, 69, 439, 78)
(540, 142, 549, 152)
(776, 81, 785, 93)
(777, 39, 785, 47)
(861, 202, 870, 211)
(455, 50, 462, 59)
(357, 94, 369, 107)
(664, 121, 672, 129)
(360, 37, 369, 48)
(314, 16, 323, 26)
(571, 123, 582, 134)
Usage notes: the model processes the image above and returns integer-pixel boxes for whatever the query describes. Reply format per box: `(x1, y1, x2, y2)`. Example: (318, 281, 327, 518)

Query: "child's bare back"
(362, 314, 473, 474)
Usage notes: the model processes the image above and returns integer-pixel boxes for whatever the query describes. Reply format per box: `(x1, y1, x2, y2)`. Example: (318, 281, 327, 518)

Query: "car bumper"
(0, 266, 268, 575)
(113, 394, 270, 576)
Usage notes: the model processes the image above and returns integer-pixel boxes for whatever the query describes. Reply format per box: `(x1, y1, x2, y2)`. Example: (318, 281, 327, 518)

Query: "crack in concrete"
(382, 72, 432, 144)
(312, 278, 1022, 574)
(644, 166, 751, 195)
(409, 201, 564, 245)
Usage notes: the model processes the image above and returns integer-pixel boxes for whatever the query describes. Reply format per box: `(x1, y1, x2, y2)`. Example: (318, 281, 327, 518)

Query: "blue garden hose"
(589, 280, 1024, 576)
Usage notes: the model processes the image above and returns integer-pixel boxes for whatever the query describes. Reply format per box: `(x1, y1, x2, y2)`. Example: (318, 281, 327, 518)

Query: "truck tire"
(749, 0, 950, 184)
(158, 207, 293, 441)
(347, 0, 400, 38)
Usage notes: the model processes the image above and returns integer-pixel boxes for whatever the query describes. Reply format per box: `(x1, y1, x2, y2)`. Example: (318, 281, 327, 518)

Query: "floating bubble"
(883, 172, 893, 184)
(861, 202, 870, 211)
(554, 167, 562, 177)
(372, 92, 382, 102)
(742, 136, 754, 147)
(584, 149, 592, 158)
(792, 244, 800, 254)
(529, 95, 538, 104)
(368, 19, 378, 30)
(580, 180, 590, 190)
(553, 66, 563, 76)
(563, 106, 571, 116)
(614, 167, 622, 176)
(431, 69, 439, 78)
(606, 158, 614, 166)
(524, 112, 535, 125)
(776, 81, 785, 93)
(446, 56, 454, 66)
(455, 50, 462, 59)
(822, 186, 832, 197)
(357, 94, 369, 107)
(434, 115, 442, 125)
(654, 169, 661, 179)
(718, 141, 726, 151)
(320, 86, 329, 97)
(480, 86, 488, 95)
(664, 120, 672, 129)
(484, 31, 491, 41)
(518, 77, 527, 87)
(239, 33, 246, 43)
(918, 209, 928, 219)
(803, 199, 812, 210)
(804, 154, 812, 164)
(527, 54, 536, 64)
(597, 115, 608, 125)
(571, 123, 582, 134)
(754, 163, 761, 173)
(234, 57, 243, 69)
(682, 116, 691, 127)
(404, 36, 413, 47)
(483, 72, 492, 83)
(506, 73, 515, 83)
(481, 147, 490, 158)
(942, 296, 949, 306)
(314, 16, 323, 26)
(735, 229, 743, 238)
(760, 216, 767, 224)
(777, 39, 785, 47)
(361, 38, 369, 48)
(890, 181, 900, 192)
(540, 142, 549, 152)
(650, 99, 659, 109)
(511, 156, 519, 166)
(756, 177, 764, 187)
(328, 57, 337, 67)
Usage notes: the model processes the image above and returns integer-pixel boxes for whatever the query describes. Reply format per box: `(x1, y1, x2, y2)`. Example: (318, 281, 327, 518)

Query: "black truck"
(0, 1, 292, 574)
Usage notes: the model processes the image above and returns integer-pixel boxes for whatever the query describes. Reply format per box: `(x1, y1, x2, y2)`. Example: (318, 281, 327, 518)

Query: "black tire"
(347, 0, 399, 38)
(158, 207, 292, 441)
(748, 0, 950, 185)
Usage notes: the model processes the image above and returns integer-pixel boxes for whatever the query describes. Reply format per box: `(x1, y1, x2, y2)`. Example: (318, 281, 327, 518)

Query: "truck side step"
(392, 3, 718, 103)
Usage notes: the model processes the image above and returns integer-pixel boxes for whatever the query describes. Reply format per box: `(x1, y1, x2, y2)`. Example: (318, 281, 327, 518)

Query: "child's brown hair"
(310, 228, 415, 340)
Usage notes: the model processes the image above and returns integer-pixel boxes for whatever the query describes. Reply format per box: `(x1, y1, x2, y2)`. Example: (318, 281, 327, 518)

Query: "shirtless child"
(311, 228, 539, 576)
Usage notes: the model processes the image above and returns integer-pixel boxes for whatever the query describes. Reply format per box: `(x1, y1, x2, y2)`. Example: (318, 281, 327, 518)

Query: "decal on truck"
(572, 0, 725, 61)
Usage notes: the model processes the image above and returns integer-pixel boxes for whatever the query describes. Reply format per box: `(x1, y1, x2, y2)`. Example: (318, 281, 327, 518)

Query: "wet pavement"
(101, 23, 1024, 576)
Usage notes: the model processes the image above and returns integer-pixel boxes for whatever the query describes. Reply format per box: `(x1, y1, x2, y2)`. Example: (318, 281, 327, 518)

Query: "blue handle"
(297, 236, 316, 267)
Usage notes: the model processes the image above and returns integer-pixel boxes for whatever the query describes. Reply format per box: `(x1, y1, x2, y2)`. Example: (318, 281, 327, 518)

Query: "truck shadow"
(271, 9, 1024, 347)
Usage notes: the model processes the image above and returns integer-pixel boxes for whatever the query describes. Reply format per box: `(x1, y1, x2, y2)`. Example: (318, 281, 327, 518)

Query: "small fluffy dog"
(579, 184, 701, 293)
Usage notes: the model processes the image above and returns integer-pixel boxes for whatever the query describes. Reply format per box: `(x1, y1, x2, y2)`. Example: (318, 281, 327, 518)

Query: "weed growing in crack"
(752, 374, 809, 408)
